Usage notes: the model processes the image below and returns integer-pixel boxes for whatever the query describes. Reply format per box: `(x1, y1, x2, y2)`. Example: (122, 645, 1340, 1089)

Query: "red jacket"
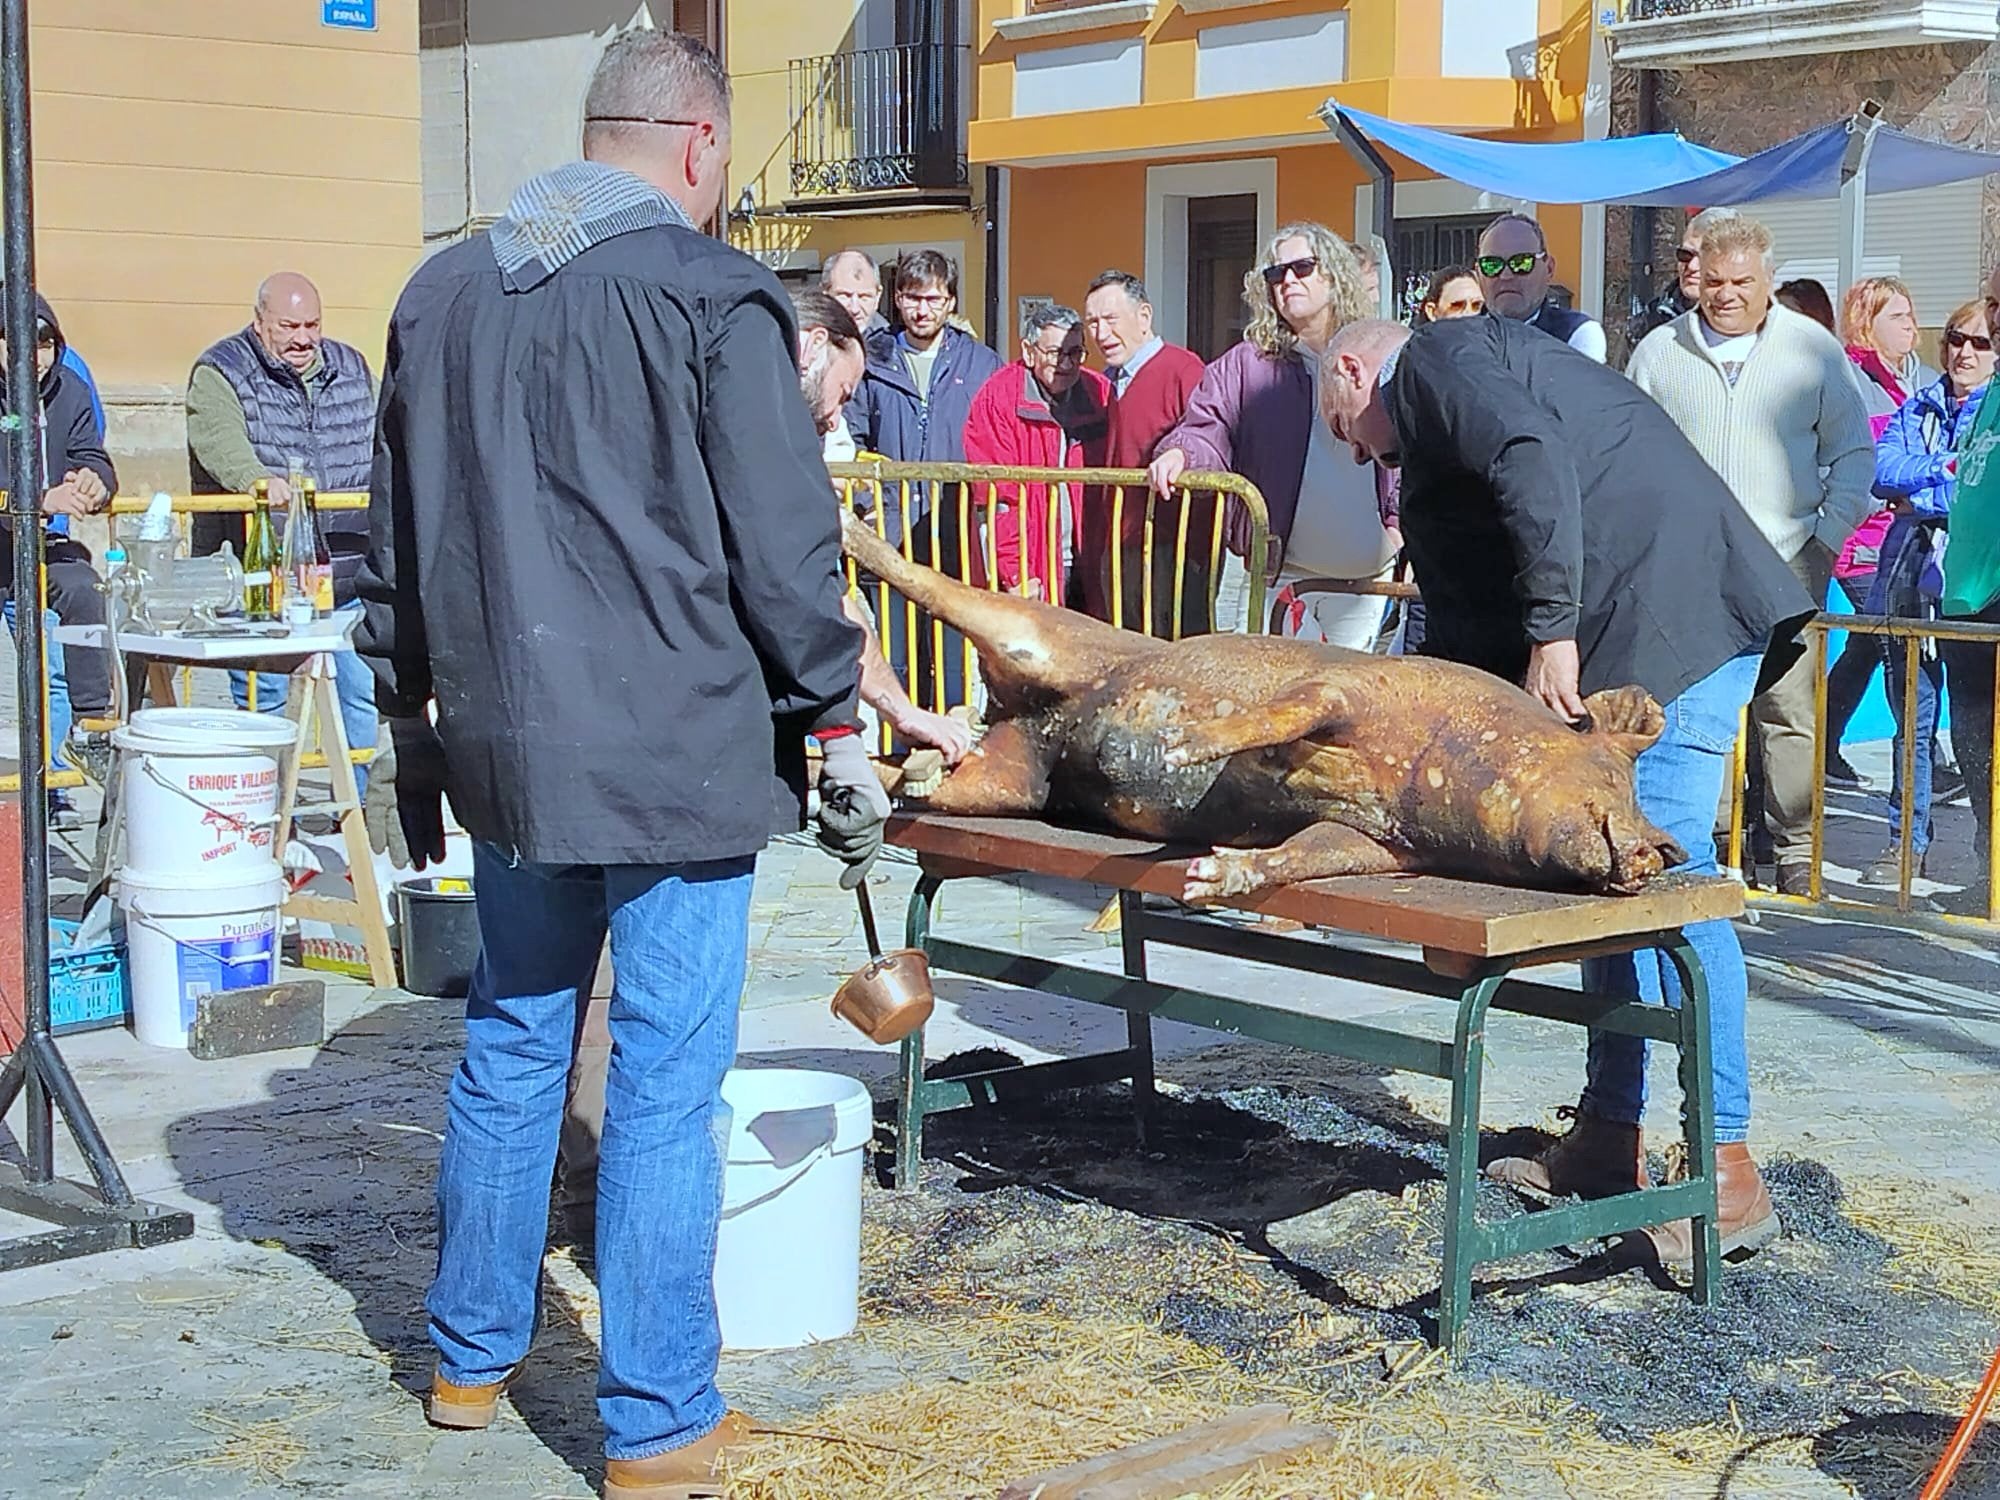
(962, 362, 1111, 599)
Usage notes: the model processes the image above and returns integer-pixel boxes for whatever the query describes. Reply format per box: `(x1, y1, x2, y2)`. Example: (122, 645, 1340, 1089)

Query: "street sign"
(322, 0, 376, 30)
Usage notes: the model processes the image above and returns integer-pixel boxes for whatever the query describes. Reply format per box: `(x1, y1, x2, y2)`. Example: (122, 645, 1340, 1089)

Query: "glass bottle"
(243, 479, 281, 622)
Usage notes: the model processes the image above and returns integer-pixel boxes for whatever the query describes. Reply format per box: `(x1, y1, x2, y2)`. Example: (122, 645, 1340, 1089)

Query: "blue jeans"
(1580, 652, 1760, 1143)
(427, 844, 755, 1460)
(2, 601, 71, 769)
(1884, 644, 1942, 856)
(230, 606, 378, 797)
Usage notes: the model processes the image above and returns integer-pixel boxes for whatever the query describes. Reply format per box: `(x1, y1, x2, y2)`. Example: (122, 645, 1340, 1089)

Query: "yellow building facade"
(725, 2, 990, 335)
(39, 0, 422, 488)
(973, 0, 1600, 358)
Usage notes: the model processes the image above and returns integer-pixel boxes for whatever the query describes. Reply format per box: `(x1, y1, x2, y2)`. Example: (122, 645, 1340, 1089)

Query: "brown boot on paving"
(1774, 860, 1814, 898)
(1487, 1109, 1645, 1200)
(603, 1411, 759, 1500)
(1641, 1141, 1781, 1267)
(427, 1366, 520, 1430)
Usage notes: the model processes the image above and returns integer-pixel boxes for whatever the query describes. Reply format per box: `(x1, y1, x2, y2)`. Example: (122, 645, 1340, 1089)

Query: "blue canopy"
(1326, 105, 2000, 207)
(1327, 106, 1740, 205)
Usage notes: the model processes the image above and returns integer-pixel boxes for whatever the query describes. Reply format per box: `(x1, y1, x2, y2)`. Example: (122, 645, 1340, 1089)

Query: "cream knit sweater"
(1626, 301, 1875, 562)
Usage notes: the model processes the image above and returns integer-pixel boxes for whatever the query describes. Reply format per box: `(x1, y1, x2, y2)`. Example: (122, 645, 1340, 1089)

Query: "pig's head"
(1519, 695, 1688, 895)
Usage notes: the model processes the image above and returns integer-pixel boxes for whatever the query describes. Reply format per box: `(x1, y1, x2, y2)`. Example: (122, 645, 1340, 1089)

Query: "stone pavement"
(0, 780, 1998, 1493)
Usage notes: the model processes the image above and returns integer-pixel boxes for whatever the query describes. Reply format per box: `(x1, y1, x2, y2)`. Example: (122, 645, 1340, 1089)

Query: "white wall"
(1440, 0, 1539, 78)
(1014, 38, 1144, 118)
(1194, 13, 1348, 99)
(1757, 179, 1984, 328)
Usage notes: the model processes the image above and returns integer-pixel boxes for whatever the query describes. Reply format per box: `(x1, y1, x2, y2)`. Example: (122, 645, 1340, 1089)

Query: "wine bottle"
(244, 479, 281, 621)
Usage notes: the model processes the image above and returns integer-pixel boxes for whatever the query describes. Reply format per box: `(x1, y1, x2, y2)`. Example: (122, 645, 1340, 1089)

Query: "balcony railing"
(1624, 0, 1759, 15)
(788, 44, 970, 204)
(1606, 0, 2000, 66)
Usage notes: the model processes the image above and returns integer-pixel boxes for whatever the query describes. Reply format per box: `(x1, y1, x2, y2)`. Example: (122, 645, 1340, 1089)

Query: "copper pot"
(831, 947, 934, 1045)
(831, 880, 935, 1045)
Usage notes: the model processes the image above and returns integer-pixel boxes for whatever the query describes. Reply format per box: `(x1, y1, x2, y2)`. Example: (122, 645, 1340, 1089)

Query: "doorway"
(1187, 193, 1258, 362)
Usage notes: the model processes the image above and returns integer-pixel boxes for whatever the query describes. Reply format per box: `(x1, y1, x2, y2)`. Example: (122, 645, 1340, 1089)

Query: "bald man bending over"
(187, 272, 381, 778)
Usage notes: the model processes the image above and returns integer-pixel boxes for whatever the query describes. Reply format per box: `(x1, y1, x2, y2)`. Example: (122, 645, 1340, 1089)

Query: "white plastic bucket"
(113, 709, 295, 882)
(714, 1068, 873, 1351)
(119, 868, 284, 1049)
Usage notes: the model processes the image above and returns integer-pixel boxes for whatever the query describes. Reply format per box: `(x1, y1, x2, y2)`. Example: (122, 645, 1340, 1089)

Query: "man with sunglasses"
(358, 30, 878, 1498)
(963, 302, 1111, 602)
(1474, 213, 1607, 363)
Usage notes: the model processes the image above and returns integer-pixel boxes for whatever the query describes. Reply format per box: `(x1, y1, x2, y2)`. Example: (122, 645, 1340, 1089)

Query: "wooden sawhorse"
(85, 627, 396, 991)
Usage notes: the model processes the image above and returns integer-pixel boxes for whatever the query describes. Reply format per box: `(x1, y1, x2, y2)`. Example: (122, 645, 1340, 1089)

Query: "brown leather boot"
(603, 1412, 759, 1500)
(1642, 1141, 1781, 1266)
(1486, 1109, 1645, 1200)
(427, 1366, 520, 1430)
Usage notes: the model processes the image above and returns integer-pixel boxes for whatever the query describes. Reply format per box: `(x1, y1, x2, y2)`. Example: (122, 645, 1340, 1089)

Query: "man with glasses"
(358, 30, 882, 1498)
(1628, 213, 1873, 898)
(844, 249, 1002, 715)
(1474, 212, 1607, 363)
(963, 303, 1111, 602)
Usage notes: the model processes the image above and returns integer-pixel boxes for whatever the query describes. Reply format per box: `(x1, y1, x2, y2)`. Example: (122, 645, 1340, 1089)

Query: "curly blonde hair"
(1241, 222, 1369, 359)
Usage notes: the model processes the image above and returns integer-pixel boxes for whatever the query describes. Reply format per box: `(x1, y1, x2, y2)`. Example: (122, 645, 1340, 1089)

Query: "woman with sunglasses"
(1876, 299, 1999, 884)
(1417, 264, 1484, 325)
(1148, 222, 1391, 646)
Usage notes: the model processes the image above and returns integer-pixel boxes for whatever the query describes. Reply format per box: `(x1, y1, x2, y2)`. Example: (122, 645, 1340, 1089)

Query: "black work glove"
(816, 732, 891, 890)
(371, 715, 448, 871)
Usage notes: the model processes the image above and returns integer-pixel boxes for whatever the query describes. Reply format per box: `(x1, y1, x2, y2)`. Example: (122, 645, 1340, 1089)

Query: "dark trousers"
(1939, 599, 2000, 849)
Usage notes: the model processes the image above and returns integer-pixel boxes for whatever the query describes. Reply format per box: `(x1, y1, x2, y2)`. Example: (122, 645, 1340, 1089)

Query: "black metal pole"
(1322, 104, 1395, 259)
(1, 0, 51, 1185)
(1629, 69, 1660, 336)
(984, 166, 1001, 353)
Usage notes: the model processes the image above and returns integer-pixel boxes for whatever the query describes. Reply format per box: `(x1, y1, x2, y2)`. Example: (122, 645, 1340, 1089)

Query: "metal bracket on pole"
(0, 0, 192, 1272)
(1321, 102, 1396, 317)
(1837, 99, 1887, 302)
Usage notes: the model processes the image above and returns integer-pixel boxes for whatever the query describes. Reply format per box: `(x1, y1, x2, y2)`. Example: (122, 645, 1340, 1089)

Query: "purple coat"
(1157, 340, 1313, 554)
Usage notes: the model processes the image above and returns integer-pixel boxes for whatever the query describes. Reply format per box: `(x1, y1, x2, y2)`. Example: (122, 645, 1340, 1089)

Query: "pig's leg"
(1183, 821, 1407, 903)
(1159, 679, 1351, 768)
(910, 716, 1054, 815)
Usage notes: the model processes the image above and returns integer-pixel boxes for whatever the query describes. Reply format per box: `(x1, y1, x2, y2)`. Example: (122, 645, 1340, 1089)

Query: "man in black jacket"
(0, 293, 114, 826)
(1322, 315, 1813, 1266)
(356, 30, 882, 1498)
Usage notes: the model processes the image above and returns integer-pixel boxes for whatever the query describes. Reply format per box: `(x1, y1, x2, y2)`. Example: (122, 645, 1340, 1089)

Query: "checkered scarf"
(489, 160, 694, 292)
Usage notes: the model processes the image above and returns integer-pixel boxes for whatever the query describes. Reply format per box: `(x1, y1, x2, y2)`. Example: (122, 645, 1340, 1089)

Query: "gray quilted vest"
(191, 328, 374, 542)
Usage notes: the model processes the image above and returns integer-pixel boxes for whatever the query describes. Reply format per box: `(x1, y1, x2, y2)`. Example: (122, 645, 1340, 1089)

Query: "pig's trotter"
(1181, 822, 1409, 903)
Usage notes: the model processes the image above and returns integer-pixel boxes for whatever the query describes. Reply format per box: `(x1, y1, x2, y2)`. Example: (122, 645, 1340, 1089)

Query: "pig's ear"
(1581, 685, 1665, 760)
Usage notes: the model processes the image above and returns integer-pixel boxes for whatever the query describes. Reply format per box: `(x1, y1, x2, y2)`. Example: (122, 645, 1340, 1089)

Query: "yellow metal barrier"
(1, 491, 374, 799)
(1730, 611, 2000, 933)
(827, 462, 1270, 751)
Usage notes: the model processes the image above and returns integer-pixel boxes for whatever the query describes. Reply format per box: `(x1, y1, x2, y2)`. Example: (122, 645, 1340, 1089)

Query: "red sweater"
(1106, 342, 1205, 469)
(1079, 343, 1206, 615)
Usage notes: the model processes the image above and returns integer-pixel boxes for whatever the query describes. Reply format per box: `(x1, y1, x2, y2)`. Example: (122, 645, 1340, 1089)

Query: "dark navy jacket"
(844, 326, 1002, 543)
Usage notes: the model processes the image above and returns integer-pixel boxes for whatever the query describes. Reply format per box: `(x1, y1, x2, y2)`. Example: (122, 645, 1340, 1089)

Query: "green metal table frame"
(894, 879, 1722, 1354)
